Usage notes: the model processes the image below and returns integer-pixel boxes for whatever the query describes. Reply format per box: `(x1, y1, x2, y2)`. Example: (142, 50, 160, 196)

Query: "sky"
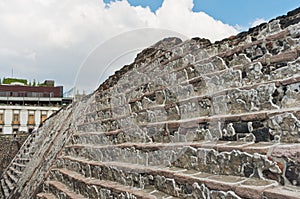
(0, 0, 299, 94)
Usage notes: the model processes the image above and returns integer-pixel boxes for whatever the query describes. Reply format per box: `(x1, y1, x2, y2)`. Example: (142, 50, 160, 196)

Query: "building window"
(12, 113, 20, 125)
(0, 92, 7, 97)
(12, 92, 19, 97)
(0, 113, 4, 125)
(19, 92, 26, 97)
(28, 113, 35, 125)
(0, 128, 2, 133)
(43, 92, 49, 97)
(28, 128, 34, 133)
(26, 92, 33, 97)
(41, 114, 47, 123)
(13, 128, 18, 133)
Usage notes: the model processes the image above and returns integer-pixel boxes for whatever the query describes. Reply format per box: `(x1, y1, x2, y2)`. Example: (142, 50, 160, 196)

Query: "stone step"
(17, 149, 36, 159)
(36, 192, 57, 199)
(146, 59, 298, 103)
(148, 74, 300, 111)
(0, 178, 10, 198)
(12, 162, 26, 172)
(14, 157, 30, 164)
(96, 46, 299, 109)
(77, 107, 300, 145)
(66, 140, 280, 156)
(96, 27, 295, 97)
(263, 185, 300, 199)
(208, 29, 294, 61)
(44, 180, 86, 199)
(16, 152, 28, 159)
(100, 31, 297, 104)
(3, 173, 14, 191)
(17, 152, 33, 159)
(62, 141, 288, 185)
(56, 155, 299, 199)
(6, 170, 18, 184)
(96, 50, 194, 99)
(49, 167, 176, 199)
(94, 70, 300, 118)
(89, 89, 300, 143)
(9, 166, 22, 176)
(72, 108, 300, 145)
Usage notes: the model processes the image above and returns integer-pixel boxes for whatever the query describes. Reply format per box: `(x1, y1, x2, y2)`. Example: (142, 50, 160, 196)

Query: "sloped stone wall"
(0, 134, 28, 176)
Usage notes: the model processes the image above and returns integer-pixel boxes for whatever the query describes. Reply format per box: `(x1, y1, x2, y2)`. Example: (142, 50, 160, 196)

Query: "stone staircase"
(0, 130, 40, 198)
(35, 8, 300, 199)
(2, 7, 300, 199)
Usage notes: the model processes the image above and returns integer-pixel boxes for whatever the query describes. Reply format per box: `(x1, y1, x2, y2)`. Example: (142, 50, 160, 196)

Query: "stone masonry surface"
(0, 134, 28, 176)
(1, 7, 300, 199)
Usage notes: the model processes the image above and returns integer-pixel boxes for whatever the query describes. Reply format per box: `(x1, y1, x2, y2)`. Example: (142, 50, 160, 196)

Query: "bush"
(2, 78, 28, 85)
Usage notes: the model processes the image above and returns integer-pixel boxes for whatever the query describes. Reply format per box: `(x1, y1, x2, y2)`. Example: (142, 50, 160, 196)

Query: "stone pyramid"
(1, 7, 300, 199)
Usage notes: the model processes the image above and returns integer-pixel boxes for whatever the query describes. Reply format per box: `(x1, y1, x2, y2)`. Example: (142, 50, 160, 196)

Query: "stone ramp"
(2, 7, 300, 199)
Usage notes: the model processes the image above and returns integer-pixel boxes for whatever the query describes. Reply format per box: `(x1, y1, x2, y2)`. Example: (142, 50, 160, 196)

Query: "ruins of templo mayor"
(1, 7, 300, 199)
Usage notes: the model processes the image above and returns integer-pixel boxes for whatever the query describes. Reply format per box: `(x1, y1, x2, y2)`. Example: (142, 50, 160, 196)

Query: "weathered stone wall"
(0, 134, 28, 176)
(1, 7, 300, 199)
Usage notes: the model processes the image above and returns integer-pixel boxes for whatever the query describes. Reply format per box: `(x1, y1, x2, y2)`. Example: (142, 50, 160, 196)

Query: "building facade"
(0, 105, 59, 134)
(0, 80, 71, 134)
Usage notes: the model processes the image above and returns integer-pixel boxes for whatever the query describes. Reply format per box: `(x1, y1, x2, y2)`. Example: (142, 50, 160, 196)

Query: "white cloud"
(251, 18, 267, 27)
(0, 0, 238, 92)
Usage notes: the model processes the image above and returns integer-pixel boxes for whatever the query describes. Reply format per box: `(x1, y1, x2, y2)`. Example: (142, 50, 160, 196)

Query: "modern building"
(0, 78, 72, 134)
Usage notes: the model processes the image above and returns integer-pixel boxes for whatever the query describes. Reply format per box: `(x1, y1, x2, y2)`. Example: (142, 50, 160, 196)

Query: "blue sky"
(104, 0, 300, 28)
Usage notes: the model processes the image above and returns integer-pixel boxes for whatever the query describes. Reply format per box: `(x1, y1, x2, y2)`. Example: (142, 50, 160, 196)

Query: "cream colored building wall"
(0, 105, 60, 134)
